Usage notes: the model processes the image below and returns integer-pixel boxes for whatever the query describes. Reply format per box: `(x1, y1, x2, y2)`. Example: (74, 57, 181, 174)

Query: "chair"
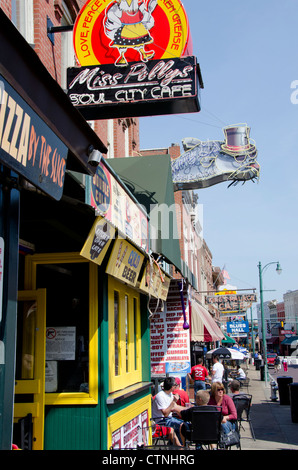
(232, 393, 255, 440)
(137, 419, 174, 448)
(239, 377, 250, 393)
(151, 420, 173, 446)
(18, 413, 33, 450)
(185, 406, 223, 450)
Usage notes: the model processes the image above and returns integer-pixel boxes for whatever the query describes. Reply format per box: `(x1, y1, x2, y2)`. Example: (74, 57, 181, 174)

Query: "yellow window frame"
(24, 252, 98, 405)
(108, 276, 142, 393)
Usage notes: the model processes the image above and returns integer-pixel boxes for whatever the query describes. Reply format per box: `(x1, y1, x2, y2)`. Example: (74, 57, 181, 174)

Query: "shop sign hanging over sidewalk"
(0, 76, 68, 201)
(67, 0, 201, 119)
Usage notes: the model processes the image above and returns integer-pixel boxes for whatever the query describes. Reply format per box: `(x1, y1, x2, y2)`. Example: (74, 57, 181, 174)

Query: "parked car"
(267, 353, 277, 368)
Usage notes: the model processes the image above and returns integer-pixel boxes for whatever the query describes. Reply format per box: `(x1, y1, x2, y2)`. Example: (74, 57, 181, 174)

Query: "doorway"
(14, 289, 46, 450)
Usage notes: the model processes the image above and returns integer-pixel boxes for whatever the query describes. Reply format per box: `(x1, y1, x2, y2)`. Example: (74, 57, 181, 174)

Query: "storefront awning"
(109, 155, 182, 272)
(281, 335, 298, 346)
(222, 332, 236, 344)
(191, 301, 224, 342)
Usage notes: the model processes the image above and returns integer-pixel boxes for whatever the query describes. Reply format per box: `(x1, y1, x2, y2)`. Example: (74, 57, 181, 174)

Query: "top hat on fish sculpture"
(221, 125, 257, 156)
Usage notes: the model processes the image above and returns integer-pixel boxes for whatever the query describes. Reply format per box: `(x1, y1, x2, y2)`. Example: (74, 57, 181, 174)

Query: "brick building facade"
(0, 0, 224, 449)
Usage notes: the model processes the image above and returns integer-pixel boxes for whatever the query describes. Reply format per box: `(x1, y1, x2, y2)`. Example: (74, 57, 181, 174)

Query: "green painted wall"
(44, 406, 101, 450)
(44, 271, 151, 450)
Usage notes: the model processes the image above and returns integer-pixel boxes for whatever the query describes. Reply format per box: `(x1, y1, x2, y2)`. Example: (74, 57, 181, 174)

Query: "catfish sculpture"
(172, 125, 260, 191)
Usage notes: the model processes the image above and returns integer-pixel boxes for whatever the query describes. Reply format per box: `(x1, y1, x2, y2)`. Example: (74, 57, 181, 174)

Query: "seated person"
(208, 382, 237, 438)
(151, 376, 188, 446)
(180, 389, 210, 422)
(235, 365, 246, 381)
(180, 390, 214, 447)
(227, 380, 241, 397)
(173, 377, 190, 406)
(196, 390, 210, 406)
(152, 423, 181, 447)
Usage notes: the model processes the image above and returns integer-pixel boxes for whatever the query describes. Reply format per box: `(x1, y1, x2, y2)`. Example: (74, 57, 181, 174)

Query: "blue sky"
(139, 0, 298, 312)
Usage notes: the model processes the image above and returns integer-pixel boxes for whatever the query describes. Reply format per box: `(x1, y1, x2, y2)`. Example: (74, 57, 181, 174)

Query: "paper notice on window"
(46, 326, 76, 361)
(45, 361, 58, 392)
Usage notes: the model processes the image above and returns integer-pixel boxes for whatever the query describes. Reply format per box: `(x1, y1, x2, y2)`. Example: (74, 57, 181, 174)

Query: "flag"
(222, 269, 230, 282)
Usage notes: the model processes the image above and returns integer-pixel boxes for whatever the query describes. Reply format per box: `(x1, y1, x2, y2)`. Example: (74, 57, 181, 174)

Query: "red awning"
(191, 301, 224, 342)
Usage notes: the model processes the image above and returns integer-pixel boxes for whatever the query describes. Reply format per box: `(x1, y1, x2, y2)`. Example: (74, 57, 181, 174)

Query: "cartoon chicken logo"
(73, 0, 190, 67)
(104, 0, 158, 66)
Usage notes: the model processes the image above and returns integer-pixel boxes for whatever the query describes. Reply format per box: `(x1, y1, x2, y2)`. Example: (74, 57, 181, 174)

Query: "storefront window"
(125, 295, 129, 373)
(114, 291, 119, 376)
(24, 253, 98, 405)
(15, 299, 37, 380)
(109, 277, 141, 392)
(12, 0, 34, 45)
(36, 262, 89, 393)
(134, 298, 137, 370)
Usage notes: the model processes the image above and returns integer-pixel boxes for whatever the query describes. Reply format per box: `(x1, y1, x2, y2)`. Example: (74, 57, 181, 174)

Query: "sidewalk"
(238, 367, 298, 450)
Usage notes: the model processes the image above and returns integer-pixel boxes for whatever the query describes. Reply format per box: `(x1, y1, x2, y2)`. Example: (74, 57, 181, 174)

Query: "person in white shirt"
(152, 376, 187, 445)
(211, 355, 224, 383)
(235, 365, 246, 381)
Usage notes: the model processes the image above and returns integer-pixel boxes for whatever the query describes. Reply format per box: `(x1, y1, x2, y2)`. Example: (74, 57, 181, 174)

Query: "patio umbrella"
(206, 347, 245, 360)
(232, 346, 249, 356)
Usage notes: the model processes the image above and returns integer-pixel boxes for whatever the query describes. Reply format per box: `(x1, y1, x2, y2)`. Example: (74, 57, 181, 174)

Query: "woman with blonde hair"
(208, 382, 237, 436)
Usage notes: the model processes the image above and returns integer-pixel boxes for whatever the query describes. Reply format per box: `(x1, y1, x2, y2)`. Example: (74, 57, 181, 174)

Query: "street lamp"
(258, 261, 282, 386)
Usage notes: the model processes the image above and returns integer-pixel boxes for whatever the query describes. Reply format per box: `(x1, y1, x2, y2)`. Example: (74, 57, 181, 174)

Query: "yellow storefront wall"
(107, 396, 152, 449)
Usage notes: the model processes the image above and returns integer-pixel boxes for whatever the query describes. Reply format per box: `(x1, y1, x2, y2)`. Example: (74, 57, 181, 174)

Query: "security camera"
(88, 148, 102, 167)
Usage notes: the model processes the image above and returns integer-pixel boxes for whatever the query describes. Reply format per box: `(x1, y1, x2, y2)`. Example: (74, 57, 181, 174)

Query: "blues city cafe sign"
(206, 293, 257, 313)
(68, 0, 200, 119)
(172, 125, 260, 191)
(0, 76, 68, 201)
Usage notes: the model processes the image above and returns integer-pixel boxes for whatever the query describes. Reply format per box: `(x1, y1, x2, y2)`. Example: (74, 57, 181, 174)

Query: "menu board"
(150, 280, 190, 376)
(111, 410, 149, 449)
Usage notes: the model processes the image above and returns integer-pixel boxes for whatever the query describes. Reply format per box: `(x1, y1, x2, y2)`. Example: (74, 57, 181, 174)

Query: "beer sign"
(106, 238, 144, 287)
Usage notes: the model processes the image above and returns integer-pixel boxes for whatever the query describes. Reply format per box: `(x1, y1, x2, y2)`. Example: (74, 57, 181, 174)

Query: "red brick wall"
(111, 118, 140, 158)
(1, 1, 140, 161)
(33, 0, 62, 84)
(140, 148, 168, 156)
(94, 120, 108, 150)
(0, 0, 12, 17)
(130, 118, 140, 156)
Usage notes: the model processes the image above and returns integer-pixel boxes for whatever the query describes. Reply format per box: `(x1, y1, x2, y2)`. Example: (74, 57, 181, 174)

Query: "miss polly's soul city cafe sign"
(68, 0, 201, 119)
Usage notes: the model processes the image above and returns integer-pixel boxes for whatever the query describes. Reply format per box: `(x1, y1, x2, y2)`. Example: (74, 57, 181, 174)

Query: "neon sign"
(73, 0, 191, 67)
(172, 125, 260, 190)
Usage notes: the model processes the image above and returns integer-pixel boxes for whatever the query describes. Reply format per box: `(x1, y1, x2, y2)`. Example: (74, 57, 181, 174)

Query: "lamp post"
(258, 261, 282, 386)
(250, 307, 255, 358)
